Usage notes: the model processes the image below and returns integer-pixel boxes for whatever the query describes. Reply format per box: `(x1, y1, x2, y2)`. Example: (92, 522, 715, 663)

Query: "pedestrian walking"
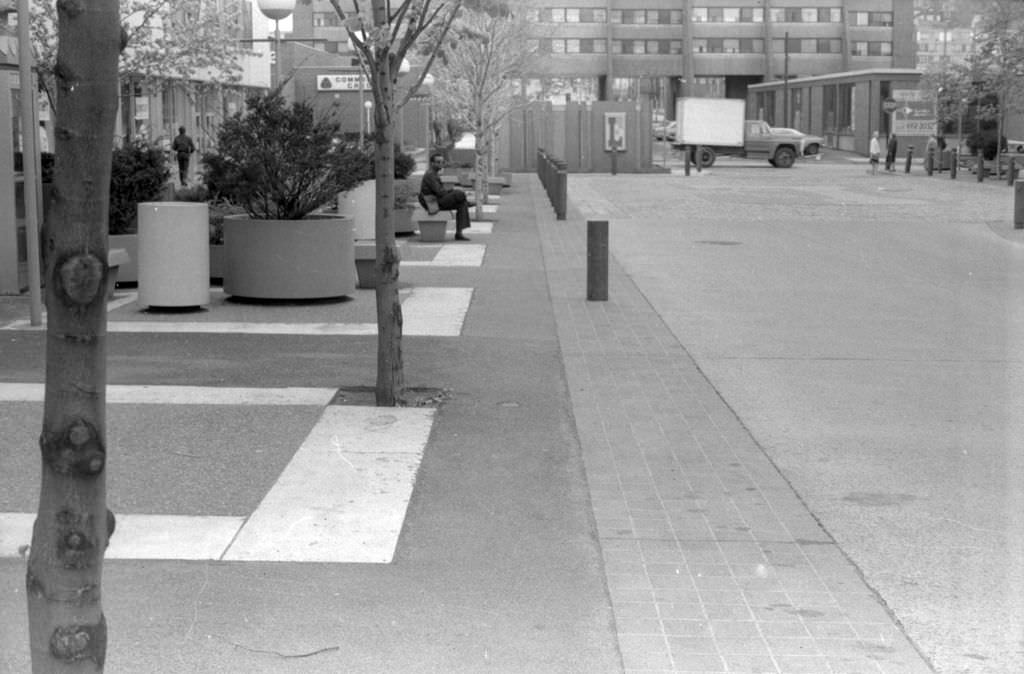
(885, 132, 898, 172)
(171, 126, 196, 187)
(418, 152, 473, 241)
(869, 131, 881, 175)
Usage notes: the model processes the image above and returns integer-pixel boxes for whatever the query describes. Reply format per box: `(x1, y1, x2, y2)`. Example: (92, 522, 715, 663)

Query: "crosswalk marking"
(224, 406, 434, 563)
(0, 407, 434, 563)
(1, 286, 473, 336)
(0, 384, 337, 405)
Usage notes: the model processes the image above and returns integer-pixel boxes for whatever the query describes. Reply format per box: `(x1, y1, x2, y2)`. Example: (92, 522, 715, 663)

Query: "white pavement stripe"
(223, 406, 434, 563)
(108, 321, 380, 335)
(0, 513, 245, 560)
(0, 287, 473, 336)
(0, 384, 337, 406)
(405, 243, 486, 267)
(403, 287, 473, 336)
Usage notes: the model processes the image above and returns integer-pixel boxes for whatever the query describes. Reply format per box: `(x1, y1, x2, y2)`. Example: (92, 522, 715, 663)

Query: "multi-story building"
(912, 0, 977, 70)
(522, 1, 916, 116)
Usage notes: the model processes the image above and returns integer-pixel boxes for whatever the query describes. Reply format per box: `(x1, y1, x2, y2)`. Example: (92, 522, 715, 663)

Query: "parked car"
(1007, 139, 1024, 154)
(653, 120, 676, 141)
(769, 127, 824, 156)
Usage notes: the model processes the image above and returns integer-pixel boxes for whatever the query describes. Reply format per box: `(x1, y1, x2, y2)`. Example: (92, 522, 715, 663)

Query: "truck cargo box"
(676, 97, 745, 147)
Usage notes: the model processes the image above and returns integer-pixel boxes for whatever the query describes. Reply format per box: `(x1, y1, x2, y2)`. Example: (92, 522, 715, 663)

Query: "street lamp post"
(257, 0, 295, 89)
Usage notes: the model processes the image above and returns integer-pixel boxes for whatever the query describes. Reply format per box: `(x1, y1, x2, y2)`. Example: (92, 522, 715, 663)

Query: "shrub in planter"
(109, 141, 170, 234)
(202, 93, 370, 219)
(395, 146, 416, 180)
(200, 92, 368, 299)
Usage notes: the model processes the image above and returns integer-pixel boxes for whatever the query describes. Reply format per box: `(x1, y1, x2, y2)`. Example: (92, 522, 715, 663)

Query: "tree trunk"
(371, 1, 404, 407)
(27, 1, 121, 671)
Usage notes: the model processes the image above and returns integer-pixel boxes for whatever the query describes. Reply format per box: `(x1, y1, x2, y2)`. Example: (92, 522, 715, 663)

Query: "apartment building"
(523, 0, 916, 112)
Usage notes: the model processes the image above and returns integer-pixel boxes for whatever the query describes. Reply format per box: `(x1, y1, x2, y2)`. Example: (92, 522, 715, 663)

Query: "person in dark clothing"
(885, 133, 898, 172)
(418, 152, 473, 241)
(171, 126, 195, 186)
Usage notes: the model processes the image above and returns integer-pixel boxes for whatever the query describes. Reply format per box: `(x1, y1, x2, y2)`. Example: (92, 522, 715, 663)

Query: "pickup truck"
(672, 97, 803, 168)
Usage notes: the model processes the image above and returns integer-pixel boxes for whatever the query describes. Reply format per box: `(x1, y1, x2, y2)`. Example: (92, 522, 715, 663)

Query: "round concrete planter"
(337, 181, 375, 240)
(223, 214, 355, 300)
(137, 202, 210, 308)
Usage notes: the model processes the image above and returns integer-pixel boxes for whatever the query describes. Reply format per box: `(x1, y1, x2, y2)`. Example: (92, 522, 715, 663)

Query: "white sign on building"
(317, 73, 369, 91)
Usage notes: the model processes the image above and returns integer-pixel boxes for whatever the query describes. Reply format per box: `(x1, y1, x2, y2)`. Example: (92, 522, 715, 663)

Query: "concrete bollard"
(904, 146, 913, 173)
(555, 165, 567, 221)
(684, 146, 691, 176)
(1016, 180, 1024, 229)
(977, 154, 984, 182)
(950, 148, 957, 179)
(587, 220, 609, 301)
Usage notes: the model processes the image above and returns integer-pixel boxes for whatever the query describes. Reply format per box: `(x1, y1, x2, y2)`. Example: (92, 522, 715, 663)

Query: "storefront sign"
(317, 73, 369, 91)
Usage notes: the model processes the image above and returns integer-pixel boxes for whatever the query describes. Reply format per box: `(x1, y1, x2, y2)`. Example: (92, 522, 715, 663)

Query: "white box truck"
(674, 97, 802, 168)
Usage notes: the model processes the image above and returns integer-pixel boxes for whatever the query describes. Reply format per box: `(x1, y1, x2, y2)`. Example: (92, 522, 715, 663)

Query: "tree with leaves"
(429, 1, 537, 220)
(327, 0, 462, 406)
(25, 0, 121, 670)
(31, 0, 247, 114)
(967, 0, 1024, 174)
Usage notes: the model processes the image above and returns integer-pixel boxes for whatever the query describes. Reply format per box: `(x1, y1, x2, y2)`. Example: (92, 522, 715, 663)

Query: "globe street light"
(257, 0, 295, 88)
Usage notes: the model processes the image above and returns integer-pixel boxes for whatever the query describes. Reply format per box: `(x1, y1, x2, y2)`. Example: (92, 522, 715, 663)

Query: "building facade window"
(536, 7, 608, 22)
(608, 9, 683, 24)
(538, 37, 607, 54)
(697, 38, 764, 54)
(850, 41, 893, 56)
(694, 6, 763, 22)
(850, 11, 893, 27)
(768, 6, 843, 23)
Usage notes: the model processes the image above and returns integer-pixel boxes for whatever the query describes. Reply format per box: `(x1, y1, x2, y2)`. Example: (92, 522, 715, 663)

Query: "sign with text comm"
(317, 73, 369, 91)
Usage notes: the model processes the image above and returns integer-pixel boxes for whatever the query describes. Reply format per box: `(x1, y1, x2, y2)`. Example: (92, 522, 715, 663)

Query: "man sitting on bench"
(418, 152, 473, 241)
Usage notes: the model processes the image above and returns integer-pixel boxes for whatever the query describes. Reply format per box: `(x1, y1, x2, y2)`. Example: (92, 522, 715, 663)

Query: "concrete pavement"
(1, 155, 1018, 672)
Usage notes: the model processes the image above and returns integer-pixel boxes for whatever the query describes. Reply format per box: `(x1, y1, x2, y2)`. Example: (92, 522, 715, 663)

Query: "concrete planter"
(354, 241, 377, 289)
(418, 218, 448, 242)
(108, 233, 139, 284)
(137, 202, 210, 308)
(223, 214, 355, 300)
(394, 206, 415, 235)
(337, 181, 376, 240)
(487, 177, 503, 196)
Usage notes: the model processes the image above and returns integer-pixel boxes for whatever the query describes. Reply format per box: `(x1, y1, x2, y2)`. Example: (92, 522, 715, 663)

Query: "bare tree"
(31, 0, 247, 113)
(25, 0, 121, 670)
(429, 1, 537, 219)
(328, 0, 462, 406)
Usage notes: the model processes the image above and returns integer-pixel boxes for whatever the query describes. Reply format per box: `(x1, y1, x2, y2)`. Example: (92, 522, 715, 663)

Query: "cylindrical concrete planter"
(223, 214, 355, 300)
(137, 202, 210, 308)
(337, 181, 376, 240)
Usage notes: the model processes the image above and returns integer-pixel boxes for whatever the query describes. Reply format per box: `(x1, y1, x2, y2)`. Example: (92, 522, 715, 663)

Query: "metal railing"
(536, 148, 567, 220)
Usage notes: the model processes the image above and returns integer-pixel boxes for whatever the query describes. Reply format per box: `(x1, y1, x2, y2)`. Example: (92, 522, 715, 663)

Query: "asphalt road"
(569, 161, 1024, 674)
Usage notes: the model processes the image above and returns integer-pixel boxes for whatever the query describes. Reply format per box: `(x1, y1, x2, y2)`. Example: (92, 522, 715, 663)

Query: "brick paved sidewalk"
(532, 180, 933, 674)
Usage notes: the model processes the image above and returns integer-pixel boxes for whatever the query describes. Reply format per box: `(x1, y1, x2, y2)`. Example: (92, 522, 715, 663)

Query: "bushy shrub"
(395, 145, 417, 179)
(109, 142, 170, 234)
(202, 93, 371, 220)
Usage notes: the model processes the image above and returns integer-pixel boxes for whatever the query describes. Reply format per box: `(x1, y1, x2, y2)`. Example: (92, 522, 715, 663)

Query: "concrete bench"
(416, 217, 450, 242)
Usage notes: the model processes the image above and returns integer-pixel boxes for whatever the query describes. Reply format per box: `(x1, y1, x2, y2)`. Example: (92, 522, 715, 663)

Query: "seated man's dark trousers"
(420, 192, 471, 236)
